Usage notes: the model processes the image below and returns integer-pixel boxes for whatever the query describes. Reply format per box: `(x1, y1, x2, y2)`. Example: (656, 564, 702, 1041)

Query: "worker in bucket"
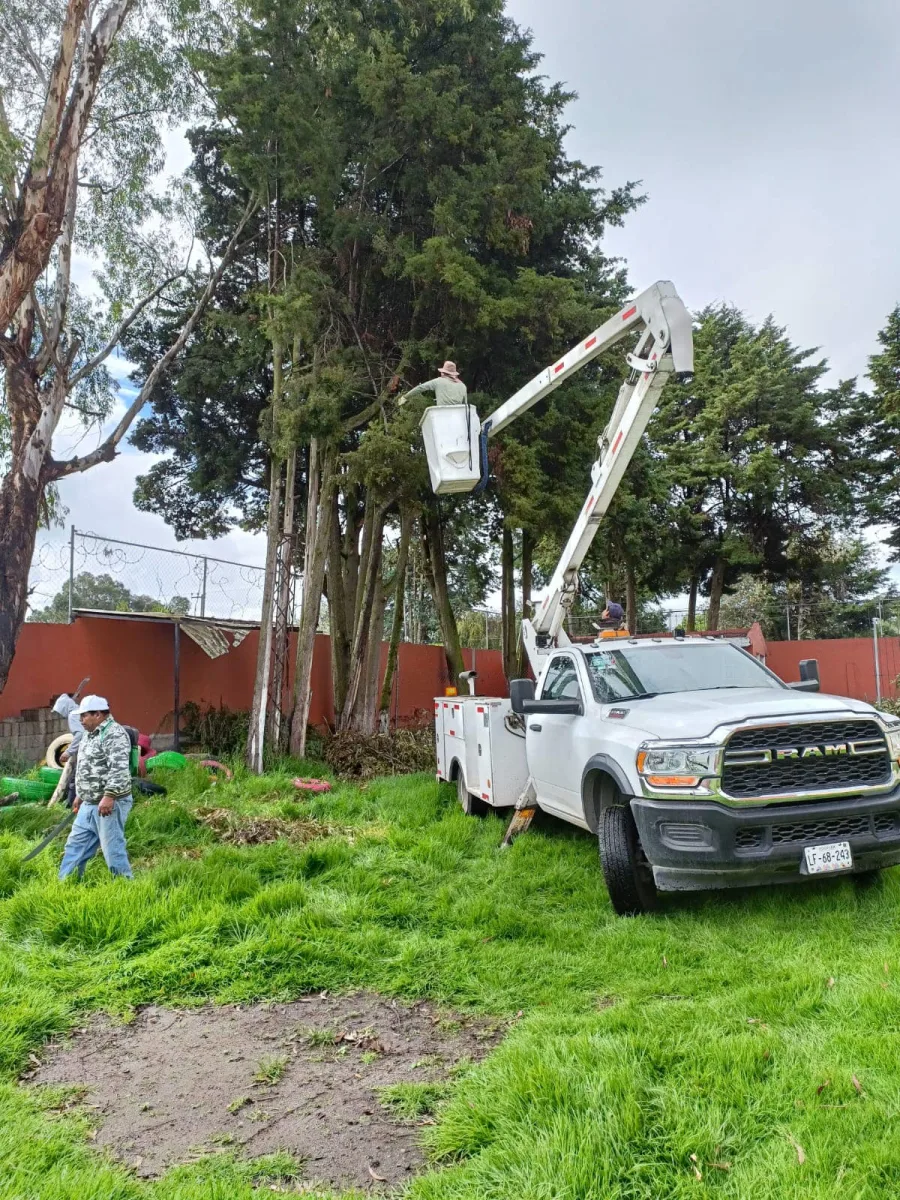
(398, 360, 467, 407)
(58, 695, 135, 881)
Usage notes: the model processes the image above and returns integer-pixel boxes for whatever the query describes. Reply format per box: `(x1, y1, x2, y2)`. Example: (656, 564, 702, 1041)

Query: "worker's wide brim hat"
(438, 360, 460, 379)
(73, 694, 110, 714)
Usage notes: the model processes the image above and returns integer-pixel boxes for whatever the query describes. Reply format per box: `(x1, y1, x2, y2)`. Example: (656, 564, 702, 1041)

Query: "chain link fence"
(28, 529, 297, 624)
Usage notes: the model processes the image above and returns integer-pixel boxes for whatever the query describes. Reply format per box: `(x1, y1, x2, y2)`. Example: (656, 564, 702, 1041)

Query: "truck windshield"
(583, 643, 783, 703)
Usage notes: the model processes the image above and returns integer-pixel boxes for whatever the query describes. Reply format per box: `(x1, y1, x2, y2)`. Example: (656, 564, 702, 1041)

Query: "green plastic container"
(146, 751, 187, 773)
(39, 766, 63, 784)
(1, 777, 55, 802)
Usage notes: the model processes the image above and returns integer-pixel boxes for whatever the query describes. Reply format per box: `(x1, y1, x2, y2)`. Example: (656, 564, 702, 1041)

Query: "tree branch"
(30, 288, 64, 373)
(41, 160, 79, 371)
(67, 268, 184, 387)
(10, 15, 50, 91)
(49, 196, 259, 480)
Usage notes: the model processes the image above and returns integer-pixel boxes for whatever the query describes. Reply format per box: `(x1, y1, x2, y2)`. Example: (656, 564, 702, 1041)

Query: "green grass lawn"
(1, 764, 900, 1198)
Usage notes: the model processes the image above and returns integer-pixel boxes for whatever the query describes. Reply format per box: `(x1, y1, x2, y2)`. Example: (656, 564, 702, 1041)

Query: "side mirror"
(789, 658, 820, 693)
(510, 678, 535, 715)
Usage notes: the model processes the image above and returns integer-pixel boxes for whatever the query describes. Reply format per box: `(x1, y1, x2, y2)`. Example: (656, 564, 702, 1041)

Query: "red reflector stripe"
(622, 306, 637, 320)
(482, 794, 490, 800)
(553, 361, 565, 374)
(612, 431, 624, 453)
(476, 707, 484, 713)
(586, 497, 596, 512)
(449, 730, 455, 736)
(585, 336, 597, 350)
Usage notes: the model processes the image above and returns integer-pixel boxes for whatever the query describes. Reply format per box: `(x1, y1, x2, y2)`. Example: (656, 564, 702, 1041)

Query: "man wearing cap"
(598, 601, 626, 631)
(398, 361, 467, 407)
(58, 696, 134, 880)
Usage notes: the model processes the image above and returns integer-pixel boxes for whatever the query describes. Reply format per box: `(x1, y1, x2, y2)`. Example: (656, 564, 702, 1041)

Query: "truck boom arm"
(484, 281, 693, 672)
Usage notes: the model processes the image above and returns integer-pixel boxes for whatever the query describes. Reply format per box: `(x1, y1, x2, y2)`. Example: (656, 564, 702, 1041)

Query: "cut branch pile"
(323, 729, 436, 780)
(196, 808, 334, 846)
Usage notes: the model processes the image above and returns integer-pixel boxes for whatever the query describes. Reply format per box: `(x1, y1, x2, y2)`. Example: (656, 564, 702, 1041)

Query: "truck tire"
(456, 770, 488, 817)
(599, 803, 658, 916)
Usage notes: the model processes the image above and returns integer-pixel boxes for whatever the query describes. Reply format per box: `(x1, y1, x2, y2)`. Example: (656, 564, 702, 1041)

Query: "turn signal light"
(445, 686, 458, 697)
(646, 774, 701, 787)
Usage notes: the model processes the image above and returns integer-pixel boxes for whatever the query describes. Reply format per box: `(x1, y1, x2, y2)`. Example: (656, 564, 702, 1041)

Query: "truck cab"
(505, 635, 900, 912)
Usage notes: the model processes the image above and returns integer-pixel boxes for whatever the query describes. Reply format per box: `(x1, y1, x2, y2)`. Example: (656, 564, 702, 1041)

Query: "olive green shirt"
(403, 377, 467, 406)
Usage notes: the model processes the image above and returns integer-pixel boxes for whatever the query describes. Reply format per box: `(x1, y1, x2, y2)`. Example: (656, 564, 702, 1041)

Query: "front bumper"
(631, 787, 900, 892)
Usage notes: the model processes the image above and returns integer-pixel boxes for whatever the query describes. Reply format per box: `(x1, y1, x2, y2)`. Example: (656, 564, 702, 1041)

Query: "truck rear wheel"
(599, 803, 658, 916)
(456, 770, 488, 817)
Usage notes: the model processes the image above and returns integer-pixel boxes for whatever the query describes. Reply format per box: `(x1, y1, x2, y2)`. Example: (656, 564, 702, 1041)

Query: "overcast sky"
(30, 0, 900, 609)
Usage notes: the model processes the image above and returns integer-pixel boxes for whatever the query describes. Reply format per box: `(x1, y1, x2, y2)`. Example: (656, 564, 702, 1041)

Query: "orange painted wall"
(765, 637, 899, 704)
(0, 618, 509, 732)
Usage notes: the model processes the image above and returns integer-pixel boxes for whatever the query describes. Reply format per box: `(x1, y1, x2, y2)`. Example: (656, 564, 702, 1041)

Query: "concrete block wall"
(0, 709, 69, 767)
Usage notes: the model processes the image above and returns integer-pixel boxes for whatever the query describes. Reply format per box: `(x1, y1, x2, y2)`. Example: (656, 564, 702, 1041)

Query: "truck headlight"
(637, 745, 719, 787)
(884, 728, 900, 763)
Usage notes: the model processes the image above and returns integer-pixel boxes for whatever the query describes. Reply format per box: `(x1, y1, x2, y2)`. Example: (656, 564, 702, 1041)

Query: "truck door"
(526, 653, 590, 827)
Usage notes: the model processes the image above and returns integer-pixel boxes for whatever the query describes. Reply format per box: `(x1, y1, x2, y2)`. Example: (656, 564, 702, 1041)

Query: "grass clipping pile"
(324, 729, 435, 780)
(196, 808, 336, 846)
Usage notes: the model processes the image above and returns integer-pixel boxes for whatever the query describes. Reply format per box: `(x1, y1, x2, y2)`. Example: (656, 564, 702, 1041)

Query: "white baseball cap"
(74, 694, 110, 715)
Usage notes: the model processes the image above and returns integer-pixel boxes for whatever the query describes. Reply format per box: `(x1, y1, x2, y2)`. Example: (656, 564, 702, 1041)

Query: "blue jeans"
(58, 798, 134, 880)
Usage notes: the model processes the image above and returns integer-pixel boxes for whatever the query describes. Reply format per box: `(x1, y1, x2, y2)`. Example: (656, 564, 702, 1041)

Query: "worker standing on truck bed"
(598, 601, 625, 630)
(398, 360, 467, 407)
(58, 695, 134, 881)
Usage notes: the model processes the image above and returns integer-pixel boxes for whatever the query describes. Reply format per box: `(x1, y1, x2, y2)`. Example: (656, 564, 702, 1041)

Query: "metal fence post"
(200, 557, 208, 618)
(67, 526, 75, 623)
(874, 617, 883, 705)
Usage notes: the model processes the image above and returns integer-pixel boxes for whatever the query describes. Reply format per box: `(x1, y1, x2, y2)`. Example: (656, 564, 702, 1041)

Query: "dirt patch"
(27, 993, 500, 1189)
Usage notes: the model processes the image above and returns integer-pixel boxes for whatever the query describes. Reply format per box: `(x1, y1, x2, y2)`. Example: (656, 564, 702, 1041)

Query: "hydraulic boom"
(421, 280, 694, 674)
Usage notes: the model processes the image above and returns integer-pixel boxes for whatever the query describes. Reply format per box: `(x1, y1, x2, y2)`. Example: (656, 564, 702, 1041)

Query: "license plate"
(804, 841, 853, 874)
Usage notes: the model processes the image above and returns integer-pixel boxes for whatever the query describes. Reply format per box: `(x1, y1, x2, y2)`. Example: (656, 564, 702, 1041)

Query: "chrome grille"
(723, 720, 890, 799)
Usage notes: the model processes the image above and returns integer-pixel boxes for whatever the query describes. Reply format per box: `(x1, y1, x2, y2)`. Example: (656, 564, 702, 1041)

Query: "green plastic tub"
(146, 751, 187, 773)
(1, 777, 55, 802)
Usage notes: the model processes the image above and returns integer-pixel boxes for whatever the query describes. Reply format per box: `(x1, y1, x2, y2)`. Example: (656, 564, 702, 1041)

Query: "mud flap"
(501, 778, 538, 848)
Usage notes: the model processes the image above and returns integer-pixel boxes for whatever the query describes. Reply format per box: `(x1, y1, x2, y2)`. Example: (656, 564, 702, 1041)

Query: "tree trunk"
(501, 526, 517, 682)
(246, 455, 283, 771)
(360, 574, 387, 733)
(340, 502, 387, 731)
(422, 503, 464, 686)
(707, 557, 727, 632)
(289, 447, 336, 757)
(270, 445, 297, 752)
(686, 572, 699, 633)
(516, 529, 533, 677)
(625, 560, 637, 634)
(0, 463, 45, 692)
(246, 331, 285, 771)
(327, 490, 351, 724)
(379, 506, 413, 726)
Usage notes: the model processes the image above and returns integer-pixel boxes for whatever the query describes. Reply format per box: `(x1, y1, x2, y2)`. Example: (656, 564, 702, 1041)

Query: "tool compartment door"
(443, 699, 467, 782)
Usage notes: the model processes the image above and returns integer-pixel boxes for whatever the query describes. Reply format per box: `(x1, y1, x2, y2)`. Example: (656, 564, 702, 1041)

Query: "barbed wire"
(27, 529, 299, 624)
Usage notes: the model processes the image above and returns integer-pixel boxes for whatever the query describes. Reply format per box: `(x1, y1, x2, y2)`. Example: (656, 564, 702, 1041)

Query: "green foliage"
(178, 702, 250, 756)
(377, 1080, 452, 1119)
(639, 306, 873, 620)
(866, 305, 900, 560)
(28, 573, 190, 623)
(1, 766, 900, 1195)
(718, 538, 893, 639)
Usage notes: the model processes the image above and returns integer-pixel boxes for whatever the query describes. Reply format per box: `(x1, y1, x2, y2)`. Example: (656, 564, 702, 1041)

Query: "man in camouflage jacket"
(58, 695, 134, 880)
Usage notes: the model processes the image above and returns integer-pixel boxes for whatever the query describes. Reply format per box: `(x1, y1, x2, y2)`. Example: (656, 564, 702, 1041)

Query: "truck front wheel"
(599, 804, 658, 916)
